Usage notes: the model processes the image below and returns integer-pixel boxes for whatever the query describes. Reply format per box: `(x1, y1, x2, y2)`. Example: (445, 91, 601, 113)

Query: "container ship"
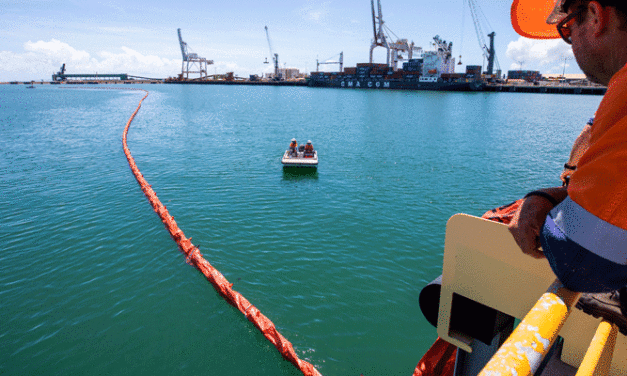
(309, 35, 484, 92)
(309, 0, 487, 92)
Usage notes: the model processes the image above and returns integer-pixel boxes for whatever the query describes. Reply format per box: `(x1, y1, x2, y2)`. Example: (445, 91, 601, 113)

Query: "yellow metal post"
(478, 279, 580, 376)
(576, 320, 618, 376)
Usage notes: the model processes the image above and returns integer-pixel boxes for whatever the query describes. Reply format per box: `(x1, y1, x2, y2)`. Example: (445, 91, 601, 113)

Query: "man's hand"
(560, 169, 575, 186)
(508, 187, 568, 259)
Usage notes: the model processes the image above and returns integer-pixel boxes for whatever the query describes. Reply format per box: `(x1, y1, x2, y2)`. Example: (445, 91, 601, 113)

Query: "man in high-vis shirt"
(508, 0, 627, 333)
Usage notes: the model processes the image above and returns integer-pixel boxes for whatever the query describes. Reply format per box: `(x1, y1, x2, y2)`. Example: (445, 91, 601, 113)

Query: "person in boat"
(508, 0, 627, 333)
(304, 140, 314, 157)
(289, 138, 298, 156)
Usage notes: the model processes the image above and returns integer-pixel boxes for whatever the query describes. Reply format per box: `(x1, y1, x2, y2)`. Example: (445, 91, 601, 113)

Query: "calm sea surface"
(1, 84, 602, 375)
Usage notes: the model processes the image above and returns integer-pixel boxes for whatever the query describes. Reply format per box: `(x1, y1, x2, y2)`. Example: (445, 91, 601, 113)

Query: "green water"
(0, 84, 602, 375)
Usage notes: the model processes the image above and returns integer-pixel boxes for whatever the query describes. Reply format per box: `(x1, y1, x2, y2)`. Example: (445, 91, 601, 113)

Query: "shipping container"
(507, 70, 541, 80)
(466, 65, 482, 75)
(441, 73, 463, 79)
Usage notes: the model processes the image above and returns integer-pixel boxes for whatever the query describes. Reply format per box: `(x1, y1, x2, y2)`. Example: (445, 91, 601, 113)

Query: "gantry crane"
(264, 26, 281, 81)
(316, 52, 343, 72)
(369, 0, 422, 70)
(177, 28, 213, 80)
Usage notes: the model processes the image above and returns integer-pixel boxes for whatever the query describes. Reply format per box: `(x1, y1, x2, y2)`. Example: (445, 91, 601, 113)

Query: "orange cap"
(511, 0, 563, 39)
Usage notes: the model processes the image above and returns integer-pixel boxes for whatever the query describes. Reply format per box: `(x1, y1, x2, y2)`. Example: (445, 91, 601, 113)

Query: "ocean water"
(0, 84, 602, 375)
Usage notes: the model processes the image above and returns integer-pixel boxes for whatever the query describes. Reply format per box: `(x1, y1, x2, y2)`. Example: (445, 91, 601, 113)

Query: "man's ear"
(588, 1, 610, 37)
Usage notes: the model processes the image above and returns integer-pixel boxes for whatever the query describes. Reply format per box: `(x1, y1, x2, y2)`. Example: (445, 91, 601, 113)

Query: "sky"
(0, 0, 581, 82)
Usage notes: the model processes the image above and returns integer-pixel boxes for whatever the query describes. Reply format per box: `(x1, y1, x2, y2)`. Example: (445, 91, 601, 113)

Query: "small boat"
(281, 148, 318, 168)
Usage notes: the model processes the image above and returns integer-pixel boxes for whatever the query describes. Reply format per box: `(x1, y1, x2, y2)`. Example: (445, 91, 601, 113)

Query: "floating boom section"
(120, 90, 322, 376)
(177, 28, 213, 80)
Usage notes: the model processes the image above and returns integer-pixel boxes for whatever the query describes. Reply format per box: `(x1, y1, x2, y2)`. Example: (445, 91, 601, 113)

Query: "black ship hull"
(308, 77, 484, 92)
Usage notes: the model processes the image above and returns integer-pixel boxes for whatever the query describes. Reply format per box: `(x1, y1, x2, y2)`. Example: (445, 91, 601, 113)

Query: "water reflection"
(282, 167, 319, 180)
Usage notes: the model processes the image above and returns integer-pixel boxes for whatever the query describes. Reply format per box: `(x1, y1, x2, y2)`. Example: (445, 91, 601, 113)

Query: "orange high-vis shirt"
(568, 62, 627, 231)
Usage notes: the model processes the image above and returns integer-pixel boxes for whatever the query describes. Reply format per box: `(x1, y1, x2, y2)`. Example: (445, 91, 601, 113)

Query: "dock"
(167, 80, 308, 87)
(2, 79, 606, 95)
(484, 83, 606, 95)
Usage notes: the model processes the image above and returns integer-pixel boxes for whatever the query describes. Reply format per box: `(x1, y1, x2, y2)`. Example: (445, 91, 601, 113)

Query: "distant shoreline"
(1, 80, 606, 95)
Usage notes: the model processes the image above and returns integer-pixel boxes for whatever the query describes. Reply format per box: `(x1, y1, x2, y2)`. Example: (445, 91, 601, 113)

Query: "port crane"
(464, 0, 500, 77)
(316, 52, 343, 72)
(52, 64, 66, 81)
(177, 28, 213, 80)
(264, 26, 281, 80)
(369, 0, 422, 70)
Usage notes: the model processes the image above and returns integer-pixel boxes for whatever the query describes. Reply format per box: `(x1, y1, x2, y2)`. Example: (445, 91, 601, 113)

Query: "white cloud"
(97, 26, 151, 35)
(505, 37, 574, 72)
(300, 1, 331, 22)
(0, 39, 181, 81)
(25, 39, 92, 63)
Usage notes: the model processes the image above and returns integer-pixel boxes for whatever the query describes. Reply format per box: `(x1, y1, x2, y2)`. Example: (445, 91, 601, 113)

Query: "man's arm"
(508, 186, 568, 259)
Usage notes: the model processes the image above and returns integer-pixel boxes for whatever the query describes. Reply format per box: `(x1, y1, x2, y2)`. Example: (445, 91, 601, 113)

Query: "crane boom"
(369, 0, 390, 65)
(371, 0, 377, 41)
(264, 26, 273, 58)
(264, 26, 280, 80)
(368, 0, 421, 69)
(466, 0, 499, 76)
(177, 28, 188, 61)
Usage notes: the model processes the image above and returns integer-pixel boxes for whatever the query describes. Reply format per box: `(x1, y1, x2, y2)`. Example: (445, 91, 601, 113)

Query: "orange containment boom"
(121, 90, 322, 376)
(412, 337, 457, 376)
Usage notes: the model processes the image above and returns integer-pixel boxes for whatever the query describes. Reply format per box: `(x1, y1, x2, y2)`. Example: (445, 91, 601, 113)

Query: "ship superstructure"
(420, 35, 456, 78)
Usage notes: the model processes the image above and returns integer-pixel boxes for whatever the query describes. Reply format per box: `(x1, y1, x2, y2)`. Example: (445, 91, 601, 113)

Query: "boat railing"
(478, 279, 620, 376)
(434, 214, 625, 376)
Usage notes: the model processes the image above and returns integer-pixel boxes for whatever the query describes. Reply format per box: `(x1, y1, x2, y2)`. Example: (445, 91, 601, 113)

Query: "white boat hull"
(281, 150, 318, 168)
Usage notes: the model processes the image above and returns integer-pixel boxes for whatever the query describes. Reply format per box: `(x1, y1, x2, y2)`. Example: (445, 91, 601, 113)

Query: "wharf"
(3, 80, 606, 95)
(484, 83, 606, 95)
(168, 80, 605, 94)
(2, 80, 163, 85)
(165, 80, 308, 87)
(1, 80, 305, 86)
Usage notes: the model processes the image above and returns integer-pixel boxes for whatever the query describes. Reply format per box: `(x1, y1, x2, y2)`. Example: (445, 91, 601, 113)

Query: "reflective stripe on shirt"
(542, 215, 627, 292)
(550, 197, 627, 265)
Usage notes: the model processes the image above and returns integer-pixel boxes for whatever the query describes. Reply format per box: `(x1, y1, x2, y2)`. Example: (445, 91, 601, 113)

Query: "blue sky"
(1, 0, 581, 81)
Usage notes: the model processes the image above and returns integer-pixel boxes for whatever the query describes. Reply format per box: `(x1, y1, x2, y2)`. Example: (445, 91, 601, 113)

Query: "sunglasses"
(557, 7, 587, 44)
(560, 0, 576, 13)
